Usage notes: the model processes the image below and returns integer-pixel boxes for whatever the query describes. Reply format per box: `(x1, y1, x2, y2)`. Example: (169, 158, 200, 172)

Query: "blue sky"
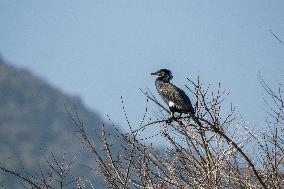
(0, 0, 284, 138)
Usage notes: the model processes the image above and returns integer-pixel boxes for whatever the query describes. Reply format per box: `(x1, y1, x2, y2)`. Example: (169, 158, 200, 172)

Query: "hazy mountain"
(0, 57, 120, 188)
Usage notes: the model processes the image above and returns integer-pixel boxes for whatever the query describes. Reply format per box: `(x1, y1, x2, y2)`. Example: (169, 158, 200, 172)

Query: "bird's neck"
(157, 76, 171, 83)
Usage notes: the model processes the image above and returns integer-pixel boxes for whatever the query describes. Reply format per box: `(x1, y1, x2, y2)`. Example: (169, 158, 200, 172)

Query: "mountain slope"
(0, 58, 119, 188)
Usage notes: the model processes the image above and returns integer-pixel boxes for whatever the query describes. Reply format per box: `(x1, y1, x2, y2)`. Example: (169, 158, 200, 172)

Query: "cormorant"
(151, 69, 195, 120)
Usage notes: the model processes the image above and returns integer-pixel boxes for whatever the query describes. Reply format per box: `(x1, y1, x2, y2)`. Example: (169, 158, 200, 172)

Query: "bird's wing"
(158, 83, 194, 113)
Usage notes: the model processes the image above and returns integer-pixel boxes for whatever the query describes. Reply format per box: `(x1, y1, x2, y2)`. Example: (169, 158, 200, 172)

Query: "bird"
(151, 69, 195, 121)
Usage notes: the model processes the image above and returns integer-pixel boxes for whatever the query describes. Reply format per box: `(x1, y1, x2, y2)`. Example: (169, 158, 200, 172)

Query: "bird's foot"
(166, 118, 173, 124)
(177, 113, 183, 120)
(166, 113, 177, 124)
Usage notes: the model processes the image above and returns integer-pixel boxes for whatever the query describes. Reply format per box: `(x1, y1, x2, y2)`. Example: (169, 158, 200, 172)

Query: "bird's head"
(151, 69, 173, 82)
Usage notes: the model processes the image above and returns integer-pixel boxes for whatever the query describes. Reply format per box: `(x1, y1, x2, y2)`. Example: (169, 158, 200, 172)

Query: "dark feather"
(152, 69, 195, 116)
(155, 79, 195, 114)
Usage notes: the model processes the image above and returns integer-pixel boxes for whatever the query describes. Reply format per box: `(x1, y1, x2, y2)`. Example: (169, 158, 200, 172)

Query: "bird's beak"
(151, 72, 157, 75)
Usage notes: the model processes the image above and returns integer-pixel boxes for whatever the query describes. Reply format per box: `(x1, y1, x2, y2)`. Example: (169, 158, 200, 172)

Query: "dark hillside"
(0, 58, 119, 188)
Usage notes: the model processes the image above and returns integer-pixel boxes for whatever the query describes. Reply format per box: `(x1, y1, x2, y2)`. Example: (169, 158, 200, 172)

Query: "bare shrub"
(67, 76, 283, 189)
(1, 75, 283, 189)
(0, 152, 85, 189)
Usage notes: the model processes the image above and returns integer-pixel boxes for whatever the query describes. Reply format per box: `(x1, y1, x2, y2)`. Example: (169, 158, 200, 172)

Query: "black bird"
(151, 69, 195, 120)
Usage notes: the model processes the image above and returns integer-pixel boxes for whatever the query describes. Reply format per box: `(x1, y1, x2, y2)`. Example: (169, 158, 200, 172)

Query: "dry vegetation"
(69, 75, 284, 189)
(1, 74, 283, 189)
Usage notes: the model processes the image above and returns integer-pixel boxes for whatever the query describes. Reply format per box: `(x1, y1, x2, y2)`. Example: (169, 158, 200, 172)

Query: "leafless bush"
(66, 76, 283, 189)
(0, 152, 86, 189)
(1, 75, 283, 189)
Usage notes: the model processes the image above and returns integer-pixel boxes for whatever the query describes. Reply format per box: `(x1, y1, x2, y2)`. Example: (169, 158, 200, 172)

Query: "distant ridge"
(0, 58, 119, 188)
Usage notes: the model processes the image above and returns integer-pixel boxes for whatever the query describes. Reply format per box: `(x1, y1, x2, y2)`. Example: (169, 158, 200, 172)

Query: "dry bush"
(1, 75, 283, 189)
(0, 152, 86, 189)
(67, 76, 283, 189)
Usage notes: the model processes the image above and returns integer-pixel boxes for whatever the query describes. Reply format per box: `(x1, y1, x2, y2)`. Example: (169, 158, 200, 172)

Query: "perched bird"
(151, 69, 195, 120)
